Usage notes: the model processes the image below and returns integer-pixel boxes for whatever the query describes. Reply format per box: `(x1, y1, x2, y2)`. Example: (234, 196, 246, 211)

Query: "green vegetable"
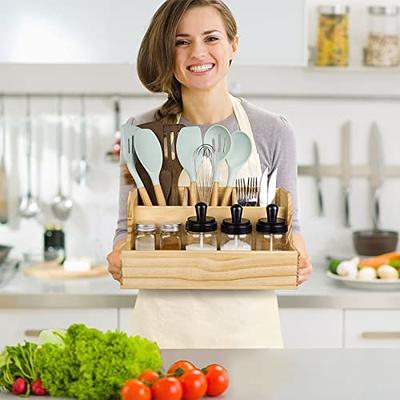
(389, 259, 400, 268)
(38, 328, 66, 347)
(36, 324, 162, 400)
(329, 258, 342, 274)
(0, 342, 38, 392)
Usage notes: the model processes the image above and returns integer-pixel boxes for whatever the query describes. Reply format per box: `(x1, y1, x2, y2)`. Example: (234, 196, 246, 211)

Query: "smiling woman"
(107, 0, 312, 350)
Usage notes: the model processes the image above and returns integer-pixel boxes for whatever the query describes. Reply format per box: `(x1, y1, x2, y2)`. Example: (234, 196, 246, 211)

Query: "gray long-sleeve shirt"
(113, 99, 300, 246)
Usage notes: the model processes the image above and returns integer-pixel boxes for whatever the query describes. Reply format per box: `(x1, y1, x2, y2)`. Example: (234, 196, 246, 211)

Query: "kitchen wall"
(0, 0, 400, 266)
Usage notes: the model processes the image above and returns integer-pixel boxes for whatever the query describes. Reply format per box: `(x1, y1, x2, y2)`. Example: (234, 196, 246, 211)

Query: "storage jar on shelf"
(185, 202, 217, 251)
(135, 223, 156, 251)
(316, 5, 350, 67)
(160, 223, 182, 250)
(366, 6, 400, 67)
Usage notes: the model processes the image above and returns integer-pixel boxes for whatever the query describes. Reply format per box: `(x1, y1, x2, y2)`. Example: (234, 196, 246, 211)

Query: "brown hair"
(137, 0, 238, 123)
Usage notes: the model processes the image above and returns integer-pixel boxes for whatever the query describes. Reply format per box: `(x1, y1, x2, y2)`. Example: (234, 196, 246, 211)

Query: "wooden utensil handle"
(210, 182, 219, 206)
(154, 184, 167, 206)
(221, 186, 233, 206)
(138, 187, 153, 206)
(189, 181, 198, 206)
(178, 186, 188, 206)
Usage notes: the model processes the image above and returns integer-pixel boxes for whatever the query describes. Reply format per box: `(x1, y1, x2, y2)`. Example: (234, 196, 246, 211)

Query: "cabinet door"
(119, 308, 132, 333)
(280, 308, 343, 348)
(0, 309, 118, 348)
(345, 310, 400, 348)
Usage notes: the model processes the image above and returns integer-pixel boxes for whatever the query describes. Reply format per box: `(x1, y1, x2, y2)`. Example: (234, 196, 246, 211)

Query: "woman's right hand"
(107, 240, 126, 282)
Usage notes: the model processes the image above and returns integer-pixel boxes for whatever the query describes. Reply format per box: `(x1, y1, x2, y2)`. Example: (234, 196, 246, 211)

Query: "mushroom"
(337, 257, 360, 279)
(357, 267, 377, 280)
(377, 265, 399, 280)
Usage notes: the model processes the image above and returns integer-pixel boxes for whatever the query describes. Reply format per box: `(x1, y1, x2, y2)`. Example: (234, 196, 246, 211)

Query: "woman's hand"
(107, 240, 126, 283)
(292, 233, 313, 285)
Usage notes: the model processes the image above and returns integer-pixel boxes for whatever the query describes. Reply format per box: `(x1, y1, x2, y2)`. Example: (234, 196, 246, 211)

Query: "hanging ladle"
(19, 96, 41, 218)
(51, 96, 73, 221)
(73, 95, 89, 186)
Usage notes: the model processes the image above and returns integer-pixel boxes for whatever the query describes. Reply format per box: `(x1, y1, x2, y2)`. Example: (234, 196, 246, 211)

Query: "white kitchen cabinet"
(118, 308, 132, 333)
(0, 309, 118, 348)
(280, 308, 343, 348)
(344, 310, 400, 348)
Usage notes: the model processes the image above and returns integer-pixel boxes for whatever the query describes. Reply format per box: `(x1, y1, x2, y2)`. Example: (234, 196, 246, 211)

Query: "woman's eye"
(175, 39, 189, 46)
(206, 36, 219, 43)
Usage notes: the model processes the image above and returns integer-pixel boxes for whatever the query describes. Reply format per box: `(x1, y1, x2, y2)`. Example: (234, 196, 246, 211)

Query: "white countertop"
(0, 262, 400, 309)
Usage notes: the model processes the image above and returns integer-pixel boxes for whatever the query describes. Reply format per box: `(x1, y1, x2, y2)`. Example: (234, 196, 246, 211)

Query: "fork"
(235, 177, 258, 206)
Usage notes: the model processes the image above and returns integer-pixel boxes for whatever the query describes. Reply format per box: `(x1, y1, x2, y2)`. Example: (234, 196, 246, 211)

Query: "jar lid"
(368, 6, 399, 16)
(186, 202, 217, 233)
(318, 5, 350, 15)
(160, 223, 181, 232)
(136, 223, 156, 232)
(256, 204, 288, 234)
(221, 204, 252, 235)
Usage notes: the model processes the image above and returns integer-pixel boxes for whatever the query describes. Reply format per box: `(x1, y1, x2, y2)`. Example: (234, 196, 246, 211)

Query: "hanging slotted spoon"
(221, 131, 252, 206)
(176, 126, 202, 206)
(133, 128, 166, 206)
(204, 124, 231, 206)
(73, 95, 89, 186)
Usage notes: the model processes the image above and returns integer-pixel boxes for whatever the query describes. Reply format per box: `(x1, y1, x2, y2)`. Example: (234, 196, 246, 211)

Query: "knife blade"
(259, 167, 269, 207)
(267, 168, 278, 205)
(313, 140, 324, 216)
(341, 121, 351, 227)
(369, 122, 384, 230)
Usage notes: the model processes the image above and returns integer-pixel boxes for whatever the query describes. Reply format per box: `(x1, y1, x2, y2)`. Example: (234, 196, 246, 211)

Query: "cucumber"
(328, 259, 342, 274)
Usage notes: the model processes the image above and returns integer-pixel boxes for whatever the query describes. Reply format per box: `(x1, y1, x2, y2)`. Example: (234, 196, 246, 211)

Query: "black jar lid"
(186, 202, 217, 233)
(221, 204, 252, 235)
(256, 204, 288, 234)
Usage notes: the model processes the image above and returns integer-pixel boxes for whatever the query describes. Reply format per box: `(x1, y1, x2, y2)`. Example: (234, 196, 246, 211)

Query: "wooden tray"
(121, 188, 299, 290)
(24, 262, 108, 280)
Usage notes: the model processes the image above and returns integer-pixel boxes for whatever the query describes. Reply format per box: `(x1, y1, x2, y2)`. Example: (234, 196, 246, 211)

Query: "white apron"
(129, 96, 283, 349)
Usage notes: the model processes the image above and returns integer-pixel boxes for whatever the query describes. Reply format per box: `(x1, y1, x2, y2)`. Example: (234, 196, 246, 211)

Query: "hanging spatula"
(133, 128, 166, 206)
(120, 124, 152, 206)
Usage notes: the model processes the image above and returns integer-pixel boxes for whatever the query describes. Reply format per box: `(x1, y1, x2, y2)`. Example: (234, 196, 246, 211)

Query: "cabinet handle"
(24, 329, 44, 338)
(362, 331, 400, 339)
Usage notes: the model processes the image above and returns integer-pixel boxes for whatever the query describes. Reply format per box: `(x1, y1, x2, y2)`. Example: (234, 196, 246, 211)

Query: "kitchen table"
(0, 348, 398, 399)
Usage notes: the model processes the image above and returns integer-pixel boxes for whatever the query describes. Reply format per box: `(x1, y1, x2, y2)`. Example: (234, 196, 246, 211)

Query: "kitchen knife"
(369, 122, 384, 230)
(341, 121, 351, 227)
(267, 168, 278, 205)
(258, 167, 269, 207)
(313, 141, 324, 216)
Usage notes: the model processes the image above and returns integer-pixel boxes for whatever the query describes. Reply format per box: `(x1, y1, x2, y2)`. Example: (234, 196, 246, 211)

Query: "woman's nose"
(190, 40, 207, 59)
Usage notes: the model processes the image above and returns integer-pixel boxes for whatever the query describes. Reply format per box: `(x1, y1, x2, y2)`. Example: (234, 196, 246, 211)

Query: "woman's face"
(173, 6, 238, 92)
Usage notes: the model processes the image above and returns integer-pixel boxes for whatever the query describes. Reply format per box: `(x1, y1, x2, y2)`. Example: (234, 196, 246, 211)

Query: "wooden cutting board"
(24, 262, 108, 280)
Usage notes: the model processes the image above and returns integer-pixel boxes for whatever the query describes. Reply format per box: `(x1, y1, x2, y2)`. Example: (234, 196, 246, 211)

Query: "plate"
(326, 271, 400, 290)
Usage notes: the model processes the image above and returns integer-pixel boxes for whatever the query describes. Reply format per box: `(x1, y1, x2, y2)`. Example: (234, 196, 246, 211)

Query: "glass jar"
(366, 6, 400, 67)
(220, 204, 252, 251)
(135, 223, 156, 251)
(160, 223, 182, 250)
(256, 204, 288, 251)
(44, 224, 65, 263)
(185, 202, 217, 251)
(316, 5, 350, 66)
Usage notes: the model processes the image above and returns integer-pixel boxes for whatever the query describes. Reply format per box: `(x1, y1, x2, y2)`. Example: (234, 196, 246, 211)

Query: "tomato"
(139, 369, 160, 385)
(152, 376, 183, 400)
(167, 360, 196, 376)
(121, 379, 151, 400)
(179, 369, 207, 400)
(202, 364, 229, 397)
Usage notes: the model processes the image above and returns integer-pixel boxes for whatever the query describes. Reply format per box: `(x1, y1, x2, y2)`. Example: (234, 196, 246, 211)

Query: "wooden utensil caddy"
(121, 188, 299, 290)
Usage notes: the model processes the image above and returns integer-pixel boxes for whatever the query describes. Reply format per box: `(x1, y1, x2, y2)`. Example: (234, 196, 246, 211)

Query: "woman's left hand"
(298, 255, 313, 285)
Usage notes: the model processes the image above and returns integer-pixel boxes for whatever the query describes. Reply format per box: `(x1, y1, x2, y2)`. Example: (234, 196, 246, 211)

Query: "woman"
(108, 0, 312, 349)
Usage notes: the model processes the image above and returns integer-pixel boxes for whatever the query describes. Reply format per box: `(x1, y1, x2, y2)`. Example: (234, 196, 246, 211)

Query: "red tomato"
(202, 364, 229, 397)
(139, 369, 160, 385)
(167, 360, 196, 376)
(152, 376, 183, 400)
(179, 369, 207, 400)
(121, 379, 151, 400)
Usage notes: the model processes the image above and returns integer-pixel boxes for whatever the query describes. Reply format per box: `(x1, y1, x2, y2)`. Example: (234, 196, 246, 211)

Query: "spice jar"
(220, 204, 252, 251)
(135, 223, 156, 251)
(316, 5, 350, 66)
(44, 224, 65, 263)
(185, 202, 217, 251)
(256, 204, 288, 251)
(160, 223, 182, 250)
(366, 6, 400, 67)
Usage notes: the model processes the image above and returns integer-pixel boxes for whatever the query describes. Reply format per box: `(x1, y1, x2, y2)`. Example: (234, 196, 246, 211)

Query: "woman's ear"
(231, 34, 239, 58)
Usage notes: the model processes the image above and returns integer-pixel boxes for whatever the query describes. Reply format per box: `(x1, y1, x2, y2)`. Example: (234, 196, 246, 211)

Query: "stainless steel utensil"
(259, 167, 269, 207)
(51, 97, 73, 221)
(0, 96, 8, 224)
(267, 168, 278, 205)
(194, 144, 216, 205)
(235, 177, 258, 206)
(369, 122, 384, 230)
(340, 121, 351, 227)
(19, 96, 41, 219)
(73, 95, 89, 186)
(313, 140, 324, 216)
